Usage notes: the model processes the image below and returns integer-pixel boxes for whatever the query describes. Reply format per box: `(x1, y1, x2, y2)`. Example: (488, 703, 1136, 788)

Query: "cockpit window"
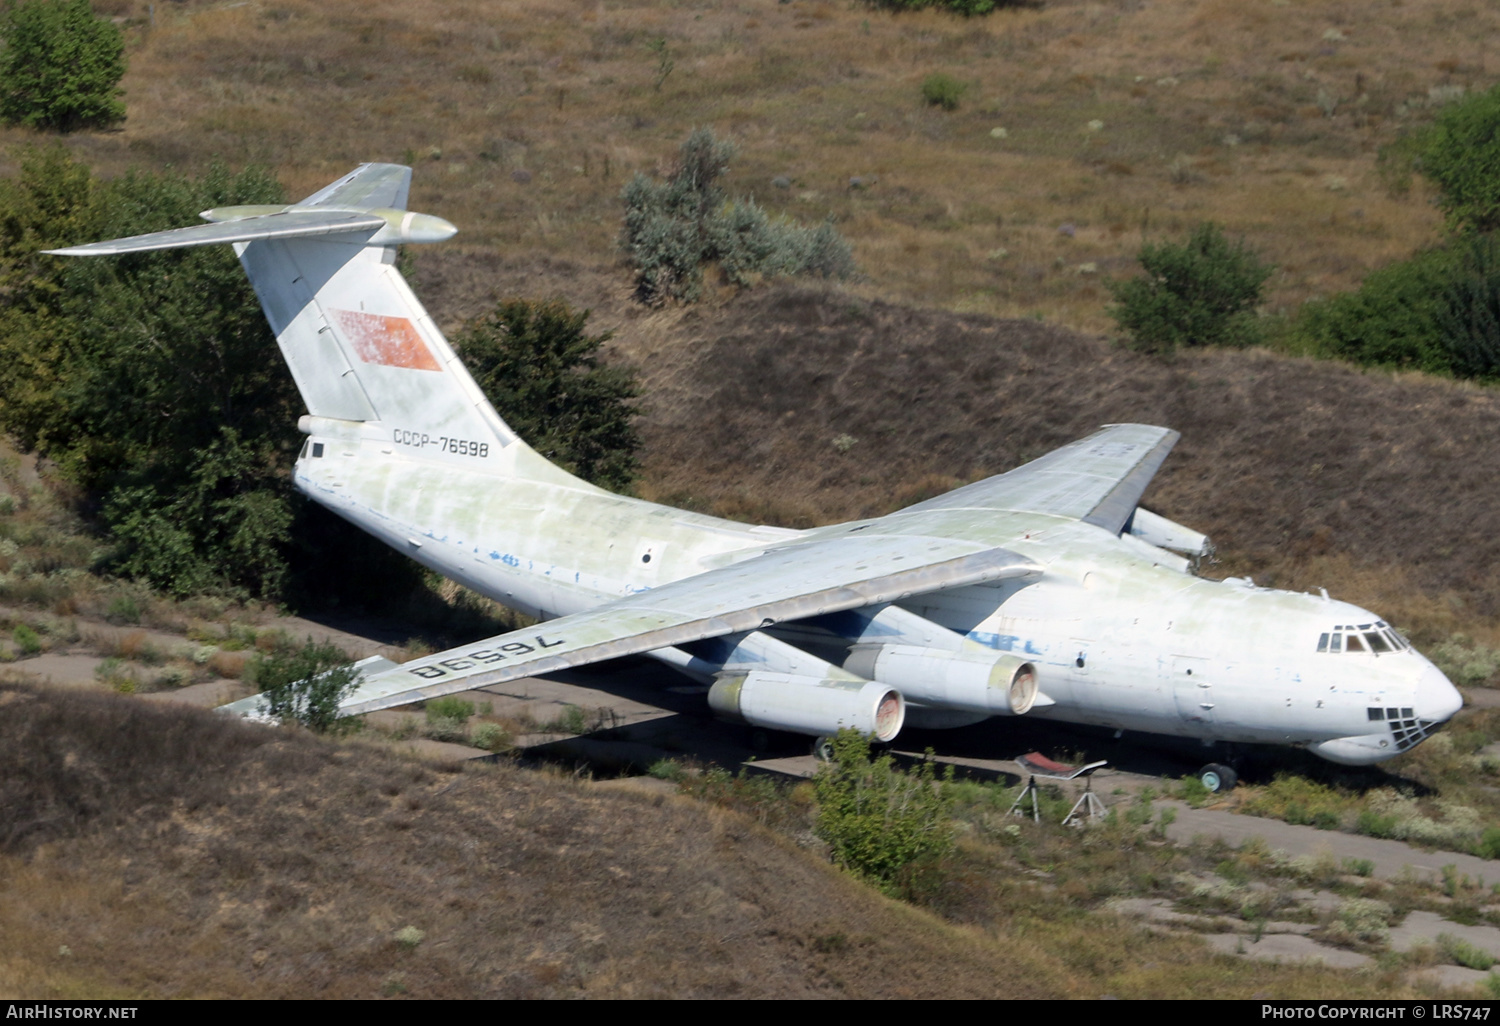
(1319, 622, 1409, 653)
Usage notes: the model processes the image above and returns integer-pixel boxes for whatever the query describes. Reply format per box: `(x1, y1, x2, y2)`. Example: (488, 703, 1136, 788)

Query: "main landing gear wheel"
(1198, 762, 1238, 793)
(812, 736, 836, 763)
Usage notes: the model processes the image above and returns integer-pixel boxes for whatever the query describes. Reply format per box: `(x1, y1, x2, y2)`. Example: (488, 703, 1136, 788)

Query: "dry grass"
(8, 0, 1492, 334)
(0, 681, 1459, 999)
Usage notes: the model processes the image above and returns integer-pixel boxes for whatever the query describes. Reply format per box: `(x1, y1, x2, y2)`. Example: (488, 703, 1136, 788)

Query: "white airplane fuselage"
(51, 163, 1461, 770)
(296, 421, 1461, 767)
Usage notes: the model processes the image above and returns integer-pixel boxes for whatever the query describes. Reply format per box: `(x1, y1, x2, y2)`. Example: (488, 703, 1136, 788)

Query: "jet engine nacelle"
(707, 671, 905, 742)
(843, 645, 1039, 716)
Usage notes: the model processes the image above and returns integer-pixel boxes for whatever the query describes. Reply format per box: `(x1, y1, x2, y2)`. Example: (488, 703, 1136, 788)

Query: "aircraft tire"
(1199, 762, 1238, 793)
(812, 735, 836, 762)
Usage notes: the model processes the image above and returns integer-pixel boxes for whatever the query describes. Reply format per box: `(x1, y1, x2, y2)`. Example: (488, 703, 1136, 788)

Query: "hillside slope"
(630, 283, 1500, 632)
(0, 682, 1079, 999)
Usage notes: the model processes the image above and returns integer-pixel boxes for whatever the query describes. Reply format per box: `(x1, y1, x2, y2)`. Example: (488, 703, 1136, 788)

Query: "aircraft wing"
(220, 534, 1040, 719)
(897, 423, 1179, 535)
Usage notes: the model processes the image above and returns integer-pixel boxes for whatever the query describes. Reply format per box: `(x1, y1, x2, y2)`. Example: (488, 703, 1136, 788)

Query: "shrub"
(1439, 933, 1497, 971)
(251, 638, 359, 734)
(1293, 246, 1460, 372)
(545, 703, 588, 735)
(105, 595, 140, 624)
(469, 721, 510, 752)
(1108, 223, 1272, 354)
(425, 696, 474, 722)
(1438, 234, 1500, 379)
(920, 73, 966, 111)
(453, 298, 641, 493)
(424, 695, 474, 743)
(1327, 898, 1393, 946)
(0, 0, 125, 132)
(813, 730, 954, 898)
(1417, 83, 1500, 234)
(619, 128, 854, 305)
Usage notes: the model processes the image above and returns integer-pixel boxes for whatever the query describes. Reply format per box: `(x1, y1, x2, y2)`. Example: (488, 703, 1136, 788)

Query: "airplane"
(48, 163, 1465, 791)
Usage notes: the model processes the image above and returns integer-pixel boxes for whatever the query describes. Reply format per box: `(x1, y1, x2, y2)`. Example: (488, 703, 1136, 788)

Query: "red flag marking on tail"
(332, 310, 442, 371)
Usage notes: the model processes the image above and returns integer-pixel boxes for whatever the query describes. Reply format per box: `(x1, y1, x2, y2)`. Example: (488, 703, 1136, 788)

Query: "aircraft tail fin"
(45, 164, 585, 487)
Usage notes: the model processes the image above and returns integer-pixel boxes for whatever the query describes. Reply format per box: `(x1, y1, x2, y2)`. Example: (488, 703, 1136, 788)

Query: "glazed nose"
(1417, 663, 1463, 724)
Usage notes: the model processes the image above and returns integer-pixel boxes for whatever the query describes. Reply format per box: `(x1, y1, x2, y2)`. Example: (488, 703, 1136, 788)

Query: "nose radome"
(1418, 663, 1463, 724)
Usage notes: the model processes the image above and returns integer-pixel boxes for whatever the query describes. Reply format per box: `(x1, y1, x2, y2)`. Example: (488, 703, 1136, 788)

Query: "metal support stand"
(1007, 752, 1109, 825)
(1062, 775, 1108, 826)
(1009, 775, 1043, 822)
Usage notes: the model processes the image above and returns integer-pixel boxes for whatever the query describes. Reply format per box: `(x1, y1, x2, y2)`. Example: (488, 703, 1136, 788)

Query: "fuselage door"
(1171, 654, 1215, 729)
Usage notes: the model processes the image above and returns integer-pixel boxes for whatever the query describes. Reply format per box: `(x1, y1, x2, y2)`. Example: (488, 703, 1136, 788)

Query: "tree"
(0, 147, 301, 598)
(0, 0, 125, 132)
(251, 638, 359, 734)
(1418, 83, 1500, 234)
(1108, 222, 1272, 355)
(453, 298, 642, 492)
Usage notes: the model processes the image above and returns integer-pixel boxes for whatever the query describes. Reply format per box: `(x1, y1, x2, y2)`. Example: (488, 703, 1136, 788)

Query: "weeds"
(1325, 897, 1394, 948)
(1431, 634, 1500, 688)
(678, 765, 809, 831)
(1438, 933, 1496, 971)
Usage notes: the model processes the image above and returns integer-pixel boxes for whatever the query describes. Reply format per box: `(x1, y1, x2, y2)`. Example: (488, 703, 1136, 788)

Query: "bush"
(920, 73, 966, 111)
(619, 128, 854, 305)
(425, 696, 474, 722)
(1417, 83, 1500, 234)
(453, 298, 642, 493)
(11, 622, 39, 654)
(0, 0, 125, 132)
(1438, 234, 1500, 379)
(813, 730, 954, 898)
(1294, 237, 1500, 380)
(1294, 245, 1463, 373)
(469, 721, 510, 752)
(1108, 223, 1272, 354)
(1439, 933, 1497, 971)
(251, 638, 359, 734)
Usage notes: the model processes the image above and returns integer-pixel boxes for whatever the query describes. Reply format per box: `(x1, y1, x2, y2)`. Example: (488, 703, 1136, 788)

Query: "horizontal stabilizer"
(44, 209, 388, 256)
